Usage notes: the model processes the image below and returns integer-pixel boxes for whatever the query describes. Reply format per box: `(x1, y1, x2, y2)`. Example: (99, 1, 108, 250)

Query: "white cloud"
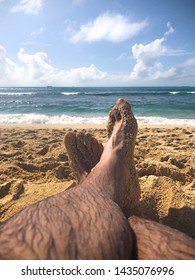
(130, 22, 182, 80)
(11, 0, 43, 15)
(0, 45, 24, 83)
(71, 12, 148, 43)
(0, 45, 14, 79)
(17, 48, 55, 83)
(0, 42, 195, 87)
(129, 21, 195, 83)
(130, 38, 167, 79)
(63, 64, 107, 83)
(164, 22, 174, 36)
(0, 45, 109, 86)
(17, 49, 108, 85)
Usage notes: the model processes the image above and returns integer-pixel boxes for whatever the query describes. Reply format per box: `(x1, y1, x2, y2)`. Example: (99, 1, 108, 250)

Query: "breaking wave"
(0, 114, 194, 126)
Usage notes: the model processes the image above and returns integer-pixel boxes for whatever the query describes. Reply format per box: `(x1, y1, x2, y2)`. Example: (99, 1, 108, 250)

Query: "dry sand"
(0, 124, 194, 239)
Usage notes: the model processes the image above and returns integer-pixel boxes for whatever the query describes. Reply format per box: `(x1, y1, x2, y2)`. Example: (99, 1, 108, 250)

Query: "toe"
(64, 132, 77, 150)
(116, 99, 132, 118)
(107, 106, 122, 138)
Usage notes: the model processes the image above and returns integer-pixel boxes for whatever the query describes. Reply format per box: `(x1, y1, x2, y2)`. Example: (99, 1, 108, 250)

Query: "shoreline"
(0, 123, 194, 130)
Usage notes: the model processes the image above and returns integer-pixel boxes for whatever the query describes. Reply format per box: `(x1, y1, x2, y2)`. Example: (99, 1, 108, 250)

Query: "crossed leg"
(65, 98, 141, 212)
(0, 99, 194, 260)
(64, 99, 195, 260)
(0, 98, 139, 259)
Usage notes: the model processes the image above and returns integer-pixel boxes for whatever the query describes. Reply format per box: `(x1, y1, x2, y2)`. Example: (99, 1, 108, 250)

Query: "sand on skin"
(0, 124, 194, 239)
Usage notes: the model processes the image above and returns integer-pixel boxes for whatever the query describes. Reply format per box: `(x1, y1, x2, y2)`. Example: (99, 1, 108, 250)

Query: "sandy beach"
(0, 124, 194, 239)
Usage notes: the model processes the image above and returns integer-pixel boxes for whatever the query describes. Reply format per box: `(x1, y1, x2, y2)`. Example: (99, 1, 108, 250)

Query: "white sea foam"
(61, 92, 80, 95)
(0, 114, 108, 125)
(0, 114, 194, 126)
(187, 91, 195, 94)
(170, 91, 180, 95)
(0, 92, 36, 96)
(137, 116, 195, 126)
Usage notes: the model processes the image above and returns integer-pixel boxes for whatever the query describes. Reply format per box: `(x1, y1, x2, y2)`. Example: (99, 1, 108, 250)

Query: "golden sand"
(0, 124, 194, 238)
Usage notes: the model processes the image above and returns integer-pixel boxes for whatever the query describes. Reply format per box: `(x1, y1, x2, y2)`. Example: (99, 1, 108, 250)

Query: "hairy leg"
(0, 99, 139, 260)
(65, 99, 140, 211)
(81, 99, 141, 210)
(65, 99, 141, 211)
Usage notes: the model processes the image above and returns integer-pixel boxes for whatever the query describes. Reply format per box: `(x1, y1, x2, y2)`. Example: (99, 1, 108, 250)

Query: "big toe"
(116, 98, 132, 117)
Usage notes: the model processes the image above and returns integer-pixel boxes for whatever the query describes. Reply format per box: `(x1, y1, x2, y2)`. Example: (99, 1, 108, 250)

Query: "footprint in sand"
(36, 145, 49, 156)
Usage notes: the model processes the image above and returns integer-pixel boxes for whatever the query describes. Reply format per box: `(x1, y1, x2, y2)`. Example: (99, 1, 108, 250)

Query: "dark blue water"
(0, 87, 194, 125)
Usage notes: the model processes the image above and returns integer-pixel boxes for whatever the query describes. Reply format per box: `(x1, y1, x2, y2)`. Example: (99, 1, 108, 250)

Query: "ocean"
(0, 86, 194, 126)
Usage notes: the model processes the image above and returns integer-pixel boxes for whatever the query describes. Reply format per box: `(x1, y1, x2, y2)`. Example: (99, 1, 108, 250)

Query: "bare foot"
(100, 98, 141, 210)
(64, 131, 103, 183)
(65, 99, 140, 211)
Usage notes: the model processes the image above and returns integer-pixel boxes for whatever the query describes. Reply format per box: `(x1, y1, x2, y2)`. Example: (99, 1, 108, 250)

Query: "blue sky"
(0, 0, 195, 86)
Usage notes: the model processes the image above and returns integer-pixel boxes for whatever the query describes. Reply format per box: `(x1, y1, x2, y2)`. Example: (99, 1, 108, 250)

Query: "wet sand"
(0, 124, 194, 239)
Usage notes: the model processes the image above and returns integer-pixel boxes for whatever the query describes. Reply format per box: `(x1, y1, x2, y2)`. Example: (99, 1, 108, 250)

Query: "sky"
(0, 0, 195, 87)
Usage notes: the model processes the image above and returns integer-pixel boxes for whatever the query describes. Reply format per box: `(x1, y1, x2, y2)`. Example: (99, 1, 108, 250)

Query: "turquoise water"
(0, 87, 194, 125)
